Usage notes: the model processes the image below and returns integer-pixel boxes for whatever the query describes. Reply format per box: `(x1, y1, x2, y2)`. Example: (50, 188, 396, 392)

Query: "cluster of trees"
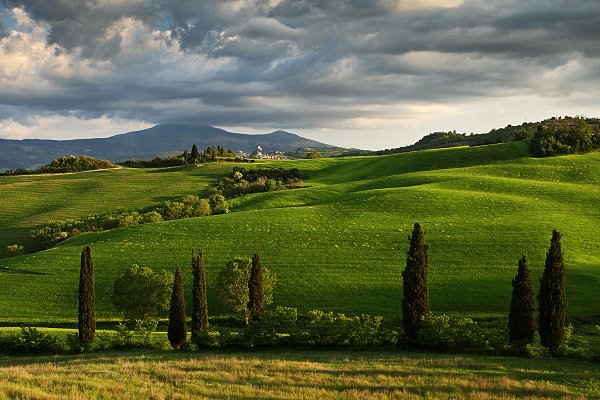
(213, 167, 304, 198)
(30, 194, 227, 249)
(0, 155, 117, 176)
(88, 250, 274, 350)
(402, 223, 569, 355)
(530, 117, 600, 157)
(183, 145, 237, 164)
(120, 145, 246, 168)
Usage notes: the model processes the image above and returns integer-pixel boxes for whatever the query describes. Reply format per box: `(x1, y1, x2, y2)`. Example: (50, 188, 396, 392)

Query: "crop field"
(0, 349, 598, 399)
(0, 142, 599, 323)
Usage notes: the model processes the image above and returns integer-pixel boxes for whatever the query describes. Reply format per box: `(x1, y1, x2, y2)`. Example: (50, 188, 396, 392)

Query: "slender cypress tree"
(191, 145, 200, 164)
(192, 249, 209, 338)
(168, 265, 187, 350)
(78, 245, 95, 346)
(402, 222, 430, 342)
(248, 253, 265, 321)
(508, 255, 536, 346)
(538, 230, 567, 354)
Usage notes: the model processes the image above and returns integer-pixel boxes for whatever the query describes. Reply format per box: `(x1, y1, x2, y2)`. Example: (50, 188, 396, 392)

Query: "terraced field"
(1, 142, 599, 323)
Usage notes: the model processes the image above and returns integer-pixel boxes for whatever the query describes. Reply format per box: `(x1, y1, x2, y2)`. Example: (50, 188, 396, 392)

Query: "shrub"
(0, 327, 64, 354)
(112, 265, 173, 321)
(5, 244, 24, 256)
(109, 319, 166, 350)
(300, 310, 392, 348)
(208, 194, 228, 214)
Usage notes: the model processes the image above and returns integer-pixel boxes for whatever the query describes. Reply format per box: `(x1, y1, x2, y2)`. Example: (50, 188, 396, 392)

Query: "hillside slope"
(0, 125, 332, 170)
(0, 142, 599, 322)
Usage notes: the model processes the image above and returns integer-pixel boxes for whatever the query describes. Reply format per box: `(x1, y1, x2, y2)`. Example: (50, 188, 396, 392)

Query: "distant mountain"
(0, 124, 333, 170)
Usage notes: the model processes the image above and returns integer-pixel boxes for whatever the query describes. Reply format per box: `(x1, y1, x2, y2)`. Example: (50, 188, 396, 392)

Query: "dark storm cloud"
(1, 0, 599, 135)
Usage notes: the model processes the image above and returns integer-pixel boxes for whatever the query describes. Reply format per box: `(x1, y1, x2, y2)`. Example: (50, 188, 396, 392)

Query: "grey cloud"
(1, 0, 600, 138)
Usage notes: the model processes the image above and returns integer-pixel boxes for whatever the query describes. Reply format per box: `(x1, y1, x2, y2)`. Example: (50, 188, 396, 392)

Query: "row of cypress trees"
(78, 227, 567, 353)
(164, 250, 268, 349)
(402, 223, 568, 354)
(508, 230, 567, 354)
(77, 246, 266, 349)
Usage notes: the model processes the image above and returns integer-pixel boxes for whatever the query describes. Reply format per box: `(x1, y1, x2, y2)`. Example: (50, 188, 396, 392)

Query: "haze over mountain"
(0, 124, 333, 170)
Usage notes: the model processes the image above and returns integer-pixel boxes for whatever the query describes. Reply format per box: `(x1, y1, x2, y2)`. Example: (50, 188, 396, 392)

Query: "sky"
(0, 0, 598, 150)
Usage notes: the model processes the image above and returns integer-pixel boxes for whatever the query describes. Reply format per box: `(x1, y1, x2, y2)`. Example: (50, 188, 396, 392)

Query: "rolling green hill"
(0, 141, 599, 323)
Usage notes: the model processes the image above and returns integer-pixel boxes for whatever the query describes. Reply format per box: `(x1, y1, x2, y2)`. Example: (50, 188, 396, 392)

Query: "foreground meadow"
(0, 350, 598, 399)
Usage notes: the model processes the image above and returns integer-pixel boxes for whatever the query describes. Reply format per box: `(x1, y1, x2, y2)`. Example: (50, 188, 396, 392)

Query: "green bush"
(416, 314, 512, 353)
(0, 327, 65, 354)
(108, 319, 165, 350)
(112, 266, 173, 321)
(301, 310, 393, 348)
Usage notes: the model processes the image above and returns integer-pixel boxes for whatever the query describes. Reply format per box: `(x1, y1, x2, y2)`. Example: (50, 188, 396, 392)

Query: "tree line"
(0, 155, 117, 176)
(120, 145, 245, 168)
(74, 224, 570, 356)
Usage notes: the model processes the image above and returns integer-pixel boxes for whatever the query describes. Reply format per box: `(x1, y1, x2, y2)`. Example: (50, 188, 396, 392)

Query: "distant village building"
(250, 146, 286, 160)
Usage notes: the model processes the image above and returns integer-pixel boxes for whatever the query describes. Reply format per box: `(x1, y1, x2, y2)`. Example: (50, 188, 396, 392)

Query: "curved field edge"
(0, 142, 599, 322)
(0, 350, 598, 399)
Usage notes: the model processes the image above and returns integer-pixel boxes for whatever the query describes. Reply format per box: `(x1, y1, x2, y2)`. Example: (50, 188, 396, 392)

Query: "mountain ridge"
(0, 124, 333, 170)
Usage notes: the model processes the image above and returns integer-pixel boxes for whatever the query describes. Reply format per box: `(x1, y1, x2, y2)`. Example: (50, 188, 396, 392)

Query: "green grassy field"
(0, 142, 599, 323)
(0, 349, 598, 399)
(0, 163, 236, 250)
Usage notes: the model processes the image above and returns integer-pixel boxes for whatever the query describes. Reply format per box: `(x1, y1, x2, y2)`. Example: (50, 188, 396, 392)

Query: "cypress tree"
(191, 145, 200, 164)
(192, 249, 209, 338)
(78, 245, 95, 346)
(402, 222, 430, 342)
(248, 253, 265, 321)
(508, 255, 536, 346)
(538, 230, 567, 354)
(168, 265, 187, 349)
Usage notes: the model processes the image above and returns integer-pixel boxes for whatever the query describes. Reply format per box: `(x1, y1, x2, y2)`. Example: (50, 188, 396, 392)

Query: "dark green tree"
(168, 265, 187, 350)
(112, 265, 173, 321)
(538, 230, 567, 354)
(192, 249, 209, 337)
(217, 257, 275, 325)
(191, 145, 200, 164)
(248, 253, 265, 321)
(78, 245, 95, 346)
(182, 149, 190, 164)
(402, 222, 430, 341)
(508, 255, 536, 347)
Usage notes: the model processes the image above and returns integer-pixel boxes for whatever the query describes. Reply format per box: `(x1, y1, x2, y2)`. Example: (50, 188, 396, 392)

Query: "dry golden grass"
(0, 350, 597, 399)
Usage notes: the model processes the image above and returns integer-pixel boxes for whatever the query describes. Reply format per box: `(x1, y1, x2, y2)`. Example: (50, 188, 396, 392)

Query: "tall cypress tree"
(168, 265, 187, 350)
(78, 245, 95, 346)
(248, 253, 265, 321)
(191, 145, 200, 164)
(508, 255, 536, 346)
(192, 249, 209, 338)
(402, 222, 430, 342)
(538, 230, 567, 354)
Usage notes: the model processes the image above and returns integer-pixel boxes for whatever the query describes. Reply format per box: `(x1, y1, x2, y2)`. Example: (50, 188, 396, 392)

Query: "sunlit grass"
(0, 350, 598, 399)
